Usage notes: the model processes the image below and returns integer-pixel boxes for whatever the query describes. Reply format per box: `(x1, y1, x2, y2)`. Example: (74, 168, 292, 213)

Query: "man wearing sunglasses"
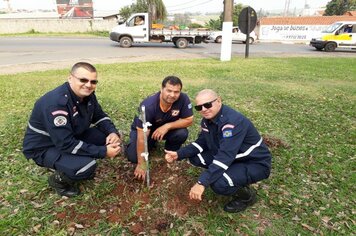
(23, 62, 121, 197)
(126, 76, 193, 181)
(165, 89, 272, 213)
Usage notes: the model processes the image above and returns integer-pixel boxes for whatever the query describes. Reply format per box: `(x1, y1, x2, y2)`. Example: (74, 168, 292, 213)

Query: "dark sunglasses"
(71, 74, 98, 85)
(194, 98, 217, 111)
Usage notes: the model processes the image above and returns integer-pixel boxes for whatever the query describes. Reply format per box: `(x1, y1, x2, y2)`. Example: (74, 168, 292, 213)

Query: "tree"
(205, 18, 222, 30)
(119, 6, 132, 21)
(324, 0, 356, 16)
(221, 3, 246, 26)
(126, 0, 167, 22)
(148, 0, 167, 22)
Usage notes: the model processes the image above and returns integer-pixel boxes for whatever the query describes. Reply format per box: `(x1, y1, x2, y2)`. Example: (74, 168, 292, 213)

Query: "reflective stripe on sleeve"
(197, 153, 206, 165)
(28, 122, 50, 136)
(93, 117, 111, 126)
(75, 160, 96, 175)
(71, 141, 83, 154)
(223, 173, 234, 186)
(213, 160, 228, 170)
(235, 138, 263, 159)
(192, 142, 203, 153)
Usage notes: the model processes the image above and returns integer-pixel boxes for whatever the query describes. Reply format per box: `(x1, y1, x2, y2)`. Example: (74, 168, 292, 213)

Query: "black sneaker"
(223, 186, 257, 213)
(48, 172, 81, 197)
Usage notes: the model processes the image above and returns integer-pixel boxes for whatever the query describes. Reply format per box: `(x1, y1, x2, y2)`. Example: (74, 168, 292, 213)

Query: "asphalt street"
(0, 36, 355, 74)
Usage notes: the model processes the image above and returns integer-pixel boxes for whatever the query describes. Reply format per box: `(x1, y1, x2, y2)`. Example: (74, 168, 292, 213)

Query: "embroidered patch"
(188, 103, 192, 109)
(51, 110, 68, 116)
(54, 116, 67, 126)
(223, 130, 233, 138)
(171, 110, 180, 116)
(222, 124, 235, 130)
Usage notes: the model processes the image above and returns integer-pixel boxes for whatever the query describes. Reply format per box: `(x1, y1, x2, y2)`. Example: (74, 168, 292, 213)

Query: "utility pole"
(220, 0, 233, 61)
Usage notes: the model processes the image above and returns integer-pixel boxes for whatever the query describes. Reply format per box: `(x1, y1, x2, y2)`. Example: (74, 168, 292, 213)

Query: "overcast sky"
(0, 0, 330, 13)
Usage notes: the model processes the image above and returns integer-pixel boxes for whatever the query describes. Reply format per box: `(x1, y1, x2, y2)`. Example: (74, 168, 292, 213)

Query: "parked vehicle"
(310, 21, 356, 52)
(208, 26, 257, 44)
(109, 13, 210, 49)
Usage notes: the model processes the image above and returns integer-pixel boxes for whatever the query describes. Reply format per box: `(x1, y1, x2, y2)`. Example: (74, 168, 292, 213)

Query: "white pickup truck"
(208, 26, 257, 44)
(109, 13, 210, 49)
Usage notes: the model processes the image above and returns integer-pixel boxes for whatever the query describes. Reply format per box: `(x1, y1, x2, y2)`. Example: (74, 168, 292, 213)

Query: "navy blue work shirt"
(133, 92, 193, 130)
(23, 82, 118, 159)
(177, 105, 272, 187)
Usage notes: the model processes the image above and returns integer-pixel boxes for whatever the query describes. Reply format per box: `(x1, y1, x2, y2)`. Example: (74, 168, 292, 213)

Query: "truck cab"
(109, 13, 210, 49)
(110, 13, 150, 48)
(310, 21, 356, 52)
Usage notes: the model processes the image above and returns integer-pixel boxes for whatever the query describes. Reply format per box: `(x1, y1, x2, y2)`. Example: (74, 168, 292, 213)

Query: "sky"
(0, 0, 331, 13)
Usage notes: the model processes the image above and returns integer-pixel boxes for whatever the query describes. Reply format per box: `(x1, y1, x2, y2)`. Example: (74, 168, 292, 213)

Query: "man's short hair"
(162, 76, 182, 90)
(71, 62, 97, 74)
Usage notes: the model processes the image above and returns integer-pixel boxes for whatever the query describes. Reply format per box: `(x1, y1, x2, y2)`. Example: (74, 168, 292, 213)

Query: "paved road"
(0, 36, 355, 74)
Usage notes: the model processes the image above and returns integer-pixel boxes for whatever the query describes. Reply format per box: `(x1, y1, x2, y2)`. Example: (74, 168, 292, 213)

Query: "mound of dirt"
(55, 156, 207, 234)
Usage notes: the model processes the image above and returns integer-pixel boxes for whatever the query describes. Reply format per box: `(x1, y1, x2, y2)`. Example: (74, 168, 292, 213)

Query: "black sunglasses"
(71, 74, 98, 85)
(194, 98, 217, 111)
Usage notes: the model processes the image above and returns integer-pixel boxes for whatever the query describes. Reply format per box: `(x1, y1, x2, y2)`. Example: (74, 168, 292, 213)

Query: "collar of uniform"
(65, 82, 90, 104)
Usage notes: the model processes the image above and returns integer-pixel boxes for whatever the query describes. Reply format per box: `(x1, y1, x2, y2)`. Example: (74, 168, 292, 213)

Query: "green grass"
(0, 57, 355, 235)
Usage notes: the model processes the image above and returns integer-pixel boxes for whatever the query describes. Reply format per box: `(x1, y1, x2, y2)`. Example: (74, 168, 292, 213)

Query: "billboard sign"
(56, 0, 93, 18)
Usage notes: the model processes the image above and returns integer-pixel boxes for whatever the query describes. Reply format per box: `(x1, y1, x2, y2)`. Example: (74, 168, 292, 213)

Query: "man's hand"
(151, 124, 170, 141)
(189, 183, 205, 201)
(106, 132, 121, 145)
(106, 143, 121, 158)
(164, 150, 178, 163)
(134, 163, 147, 181)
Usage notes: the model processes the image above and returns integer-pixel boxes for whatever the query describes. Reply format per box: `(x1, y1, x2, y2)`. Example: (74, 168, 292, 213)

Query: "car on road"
(208, 26, 257, 44)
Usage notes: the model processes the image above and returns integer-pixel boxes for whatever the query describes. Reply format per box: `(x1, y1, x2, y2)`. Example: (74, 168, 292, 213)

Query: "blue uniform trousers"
(31, 128, 106, 180)
(126, 128, 188, 163)
(189, 151, 271, 196)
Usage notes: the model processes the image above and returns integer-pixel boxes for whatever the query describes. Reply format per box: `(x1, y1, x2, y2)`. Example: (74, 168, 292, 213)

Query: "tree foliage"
(119, 0, 167, 22)
(205, 3, 246, 30)
(323, 0, 356, 16)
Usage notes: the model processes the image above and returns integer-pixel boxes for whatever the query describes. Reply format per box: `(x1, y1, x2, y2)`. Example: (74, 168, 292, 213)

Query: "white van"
(310, 21, 356, 52)
(208, 26, 257, 44)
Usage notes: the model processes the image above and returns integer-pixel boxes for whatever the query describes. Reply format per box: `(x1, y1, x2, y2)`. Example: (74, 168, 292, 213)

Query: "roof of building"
(344, 11, 356, 16)
(259, 15, 356, 25)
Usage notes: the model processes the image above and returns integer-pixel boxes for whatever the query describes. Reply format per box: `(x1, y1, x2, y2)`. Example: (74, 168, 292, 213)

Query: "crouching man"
(165, 89, 272, 213)
(23, 62, 121, 197)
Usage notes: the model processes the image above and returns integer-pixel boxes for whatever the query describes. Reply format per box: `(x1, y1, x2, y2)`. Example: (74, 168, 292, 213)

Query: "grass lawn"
(0, 57, 355, 235)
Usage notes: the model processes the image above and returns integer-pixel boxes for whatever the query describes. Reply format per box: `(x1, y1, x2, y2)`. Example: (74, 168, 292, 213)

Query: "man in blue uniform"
(165, 89, 272, 213)
(23, 62, 121, 197)
(126, 76, 193, 180)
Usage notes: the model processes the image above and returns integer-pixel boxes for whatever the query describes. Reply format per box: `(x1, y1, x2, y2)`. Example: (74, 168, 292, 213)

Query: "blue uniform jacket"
(177, 105, 271, 187)
(132, 92, 193, 130)
(23, 82, 117, 159)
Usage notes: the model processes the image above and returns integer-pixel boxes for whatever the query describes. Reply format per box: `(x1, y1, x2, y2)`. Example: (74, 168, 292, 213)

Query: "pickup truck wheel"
(324, 42, 336, 52)
(119, 36, 132, 48)
(175, 38, 188, 49)
(248, 37, 254, 44)
(215, 36, 222, 43)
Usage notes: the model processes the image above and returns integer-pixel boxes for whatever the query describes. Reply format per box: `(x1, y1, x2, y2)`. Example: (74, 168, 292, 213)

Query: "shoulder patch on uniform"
(54, 116, 67, 126)
(223, 130, 233, 138)
(188, 103, 192, 109)
(52, 110, 68, 116)
(222, 124, 235, 130)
